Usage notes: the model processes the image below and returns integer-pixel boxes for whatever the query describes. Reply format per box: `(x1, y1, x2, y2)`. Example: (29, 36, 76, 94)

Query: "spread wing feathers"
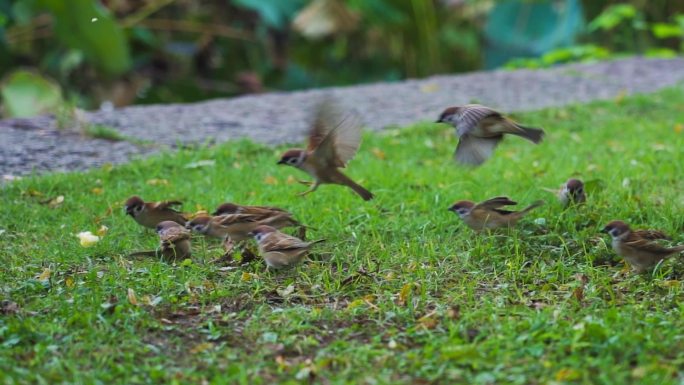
(475, 196, 517, 210)
(456, 104, 502, 137)
(215, 213, 262, 226)
(154, 200, 183, 212)
(261, 232, 311, 252)
(308, 99, 363, 168)
(160, 227, 190, 243)
(632, 229, 671, 241)
(454, 134, 502, 166)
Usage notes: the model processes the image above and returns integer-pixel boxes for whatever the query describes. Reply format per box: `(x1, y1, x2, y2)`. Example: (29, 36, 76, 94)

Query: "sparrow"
(448, 196, 545, 231)
(212, 202, 289, 217)
(186, 212, 300, 242)
(124, 196, 187, 229)
(250, 225, 324, 269)
(129, 221, 192, 260)
(544, 178, 586, 207)
(277, 98, 373, 200)
(436, 104, 545, 166)
(602, 220, 684, 273)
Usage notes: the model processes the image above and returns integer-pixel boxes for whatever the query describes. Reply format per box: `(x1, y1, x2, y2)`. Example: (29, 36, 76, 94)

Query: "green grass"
(2, 88, 684, 385)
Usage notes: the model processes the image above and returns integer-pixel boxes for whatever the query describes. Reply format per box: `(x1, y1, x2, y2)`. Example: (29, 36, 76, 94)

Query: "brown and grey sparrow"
(544, 178, 586, 207)
(129, 221, 192, 260)
(186, 212, 300, 242)
(602, 220, 684, 273)
(448, 196, 544, 231)
(250, 225, 324, 269)
(124, 196, 187, 229)
(277, 98, 373, 200)
(436, 104, 545, 166)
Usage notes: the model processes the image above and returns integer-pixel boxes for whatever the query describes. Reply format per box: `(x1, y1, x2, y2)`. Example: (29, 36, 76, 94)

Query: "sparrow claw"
(297, 180, 314, 186)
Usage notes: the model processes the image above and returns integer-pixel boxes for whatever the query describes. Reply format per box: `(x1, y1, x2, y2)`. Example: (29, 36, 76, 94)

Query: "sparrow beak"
(277, 159, 286, 165)
(124, 206, 133, 216)
(211, 211, 219, 216)
(435, 119, 443, 123)
(600, 227, 609, 233)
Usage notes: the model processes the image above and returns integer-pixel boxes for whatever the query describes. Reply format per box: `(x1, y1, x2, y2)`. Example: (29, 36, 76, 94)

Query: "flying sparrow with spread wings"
(277, 98, 373, 200)
(602, 220, 684, 273)
(448, 196, 544, 231)
(250, 225, 324, 269)
(124, 196, 187, 229)
(129, 221, 192, 260)
(186, 212, 300, 242)
(544, 178, 586, 207)
(436, 104, 545, 166)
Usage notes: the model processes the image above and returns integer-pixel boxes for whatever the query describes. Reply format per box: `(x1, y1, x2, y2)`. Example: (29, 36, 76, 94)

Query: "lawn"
(1, 88, 684, 385)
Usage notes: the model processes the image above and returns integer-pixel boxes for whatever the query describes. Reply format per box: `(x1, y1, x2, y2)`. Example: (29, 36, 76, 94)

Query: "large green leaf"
(1, 69, 63, 118)
(38, 0, 131, 75)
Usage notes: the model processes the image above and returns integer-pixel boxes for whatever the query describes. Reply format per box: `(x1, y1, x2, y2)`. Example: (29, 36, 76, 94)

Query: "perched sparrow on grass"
(602, 220, 684, 273)
(250, 225, 324, 269)
(448, 196, 544, 231)
(544, 178, 586, 207)
(186, 212, 300, 242)
(277, 98, 373, 200)
(124, 196, 187, 229)
(436, 104, 545, 166)
(129, 221, 191, 260)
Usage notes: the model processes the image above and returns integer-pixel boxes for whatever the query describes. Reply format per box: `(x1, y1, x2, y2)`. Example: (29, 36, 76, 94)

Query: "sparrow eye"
(134, 205, 143, 213)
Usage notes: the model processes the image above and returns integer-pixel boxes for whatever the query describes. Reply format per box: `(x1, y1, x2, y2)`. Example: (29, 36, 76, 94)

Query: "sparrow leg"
(298, 180, 314, 186)
(297, 226, 307, 240)
(297, 182, 320, 197)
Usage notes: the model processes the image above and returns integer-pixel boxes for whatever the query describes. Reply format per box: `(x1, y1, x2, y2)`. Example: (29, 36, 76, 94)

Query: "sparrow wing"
(308, 99, 363, 168)
(261, 232, 310, 252)
(632, 230, 671, 241)
(243, 205, 289, 216)
(622, 236, 678, 256)
(454, 134, 501, 166)
(155, 200, 183, 212)
(160, 226, 190, 243)
(474, 196, 517, 211)
(215, 213, 261, 226)
(456, 104, 502, 137)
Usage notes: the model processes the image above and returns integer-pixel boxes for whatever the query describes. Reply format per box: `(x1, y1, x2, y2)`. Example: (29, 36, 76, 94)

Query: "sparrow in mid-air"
(124, 196, 187, 229)
(250, 225, 324, 269)
(186, 212, 300, 242)
(544, 178, 586, 207)
(277, 98, 373, 200)
(448, 196, 544, 231)
(129, 221, 192, 260)
(436, 104, 545, 166)
(602, 220, 684, 273)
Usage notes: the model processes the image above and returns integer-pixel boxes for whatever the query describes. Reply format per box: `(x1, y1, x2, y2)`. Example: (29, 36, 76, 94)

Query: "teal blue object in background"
(484, 0, 585, 68)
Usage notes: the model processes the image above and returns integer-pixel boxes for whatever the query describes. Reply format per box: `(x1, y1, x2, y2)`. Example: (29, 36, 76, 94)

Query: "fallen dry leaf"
(190, 342, 214, 354)
(37, 268, 51, 281)
(371, 147, 386, 160)
(77, 231, 100, 247)
(127, 288, 139, 306)
(263, 175, 278, 185)
(674, 123, 683, 134)
(146, 178, 169, 186)
(97, 225, 109, 237)
(91, 187, 104, 195)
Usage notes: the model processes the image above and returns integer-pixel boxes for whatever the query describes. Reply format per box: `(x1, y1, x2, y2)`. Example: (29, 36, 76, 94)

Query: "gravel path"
(2, 57, 684, 177)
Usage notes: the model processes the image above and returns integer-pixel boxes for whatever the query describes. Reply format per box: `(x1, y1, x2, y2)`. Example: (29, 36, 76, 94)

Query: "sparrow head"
(249, 225, 277, 242)
(185, 215, 211, 234)
(436, 106, 461, 124)
(213, 202, 239, 216)
(156, 220, 183, 234)
(277, 149, 305, 167)
(124, 195, 145, 217)
(448, 200, 475, 218)
(602, 220, 631, 239)
(564, 178, 585, 200)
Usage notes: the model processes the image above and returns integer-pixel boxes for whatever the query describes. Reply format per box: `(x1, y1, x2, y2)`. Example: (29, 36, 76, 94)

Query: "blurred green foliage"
(0, 0, 683, 117)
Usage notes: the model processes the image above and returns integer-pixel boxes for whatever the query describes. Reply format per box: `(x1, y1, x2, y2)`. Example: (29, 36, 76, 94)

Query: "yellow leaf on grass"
(264, 175, 278, 185)
(555, 368, 581, 381)
(675, 123, 683, 134)
(417, 316, 438, 329)
(241, 272, 256, 282)
(77, 231, 100, 247)
(127, 288, 139, 306)
(286, 175, 297, 184)
(371, 148, 386, 160)
(97, 225, 109, 237)
(37, 268, 51, 281)
(91, 187, 104, 195)
(65, 276, 75, 288)
(398, 283, 416, 305)
(146, 178, 169, 186)
(190, 342, 214, 354)
(47, 195, 64, 208)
